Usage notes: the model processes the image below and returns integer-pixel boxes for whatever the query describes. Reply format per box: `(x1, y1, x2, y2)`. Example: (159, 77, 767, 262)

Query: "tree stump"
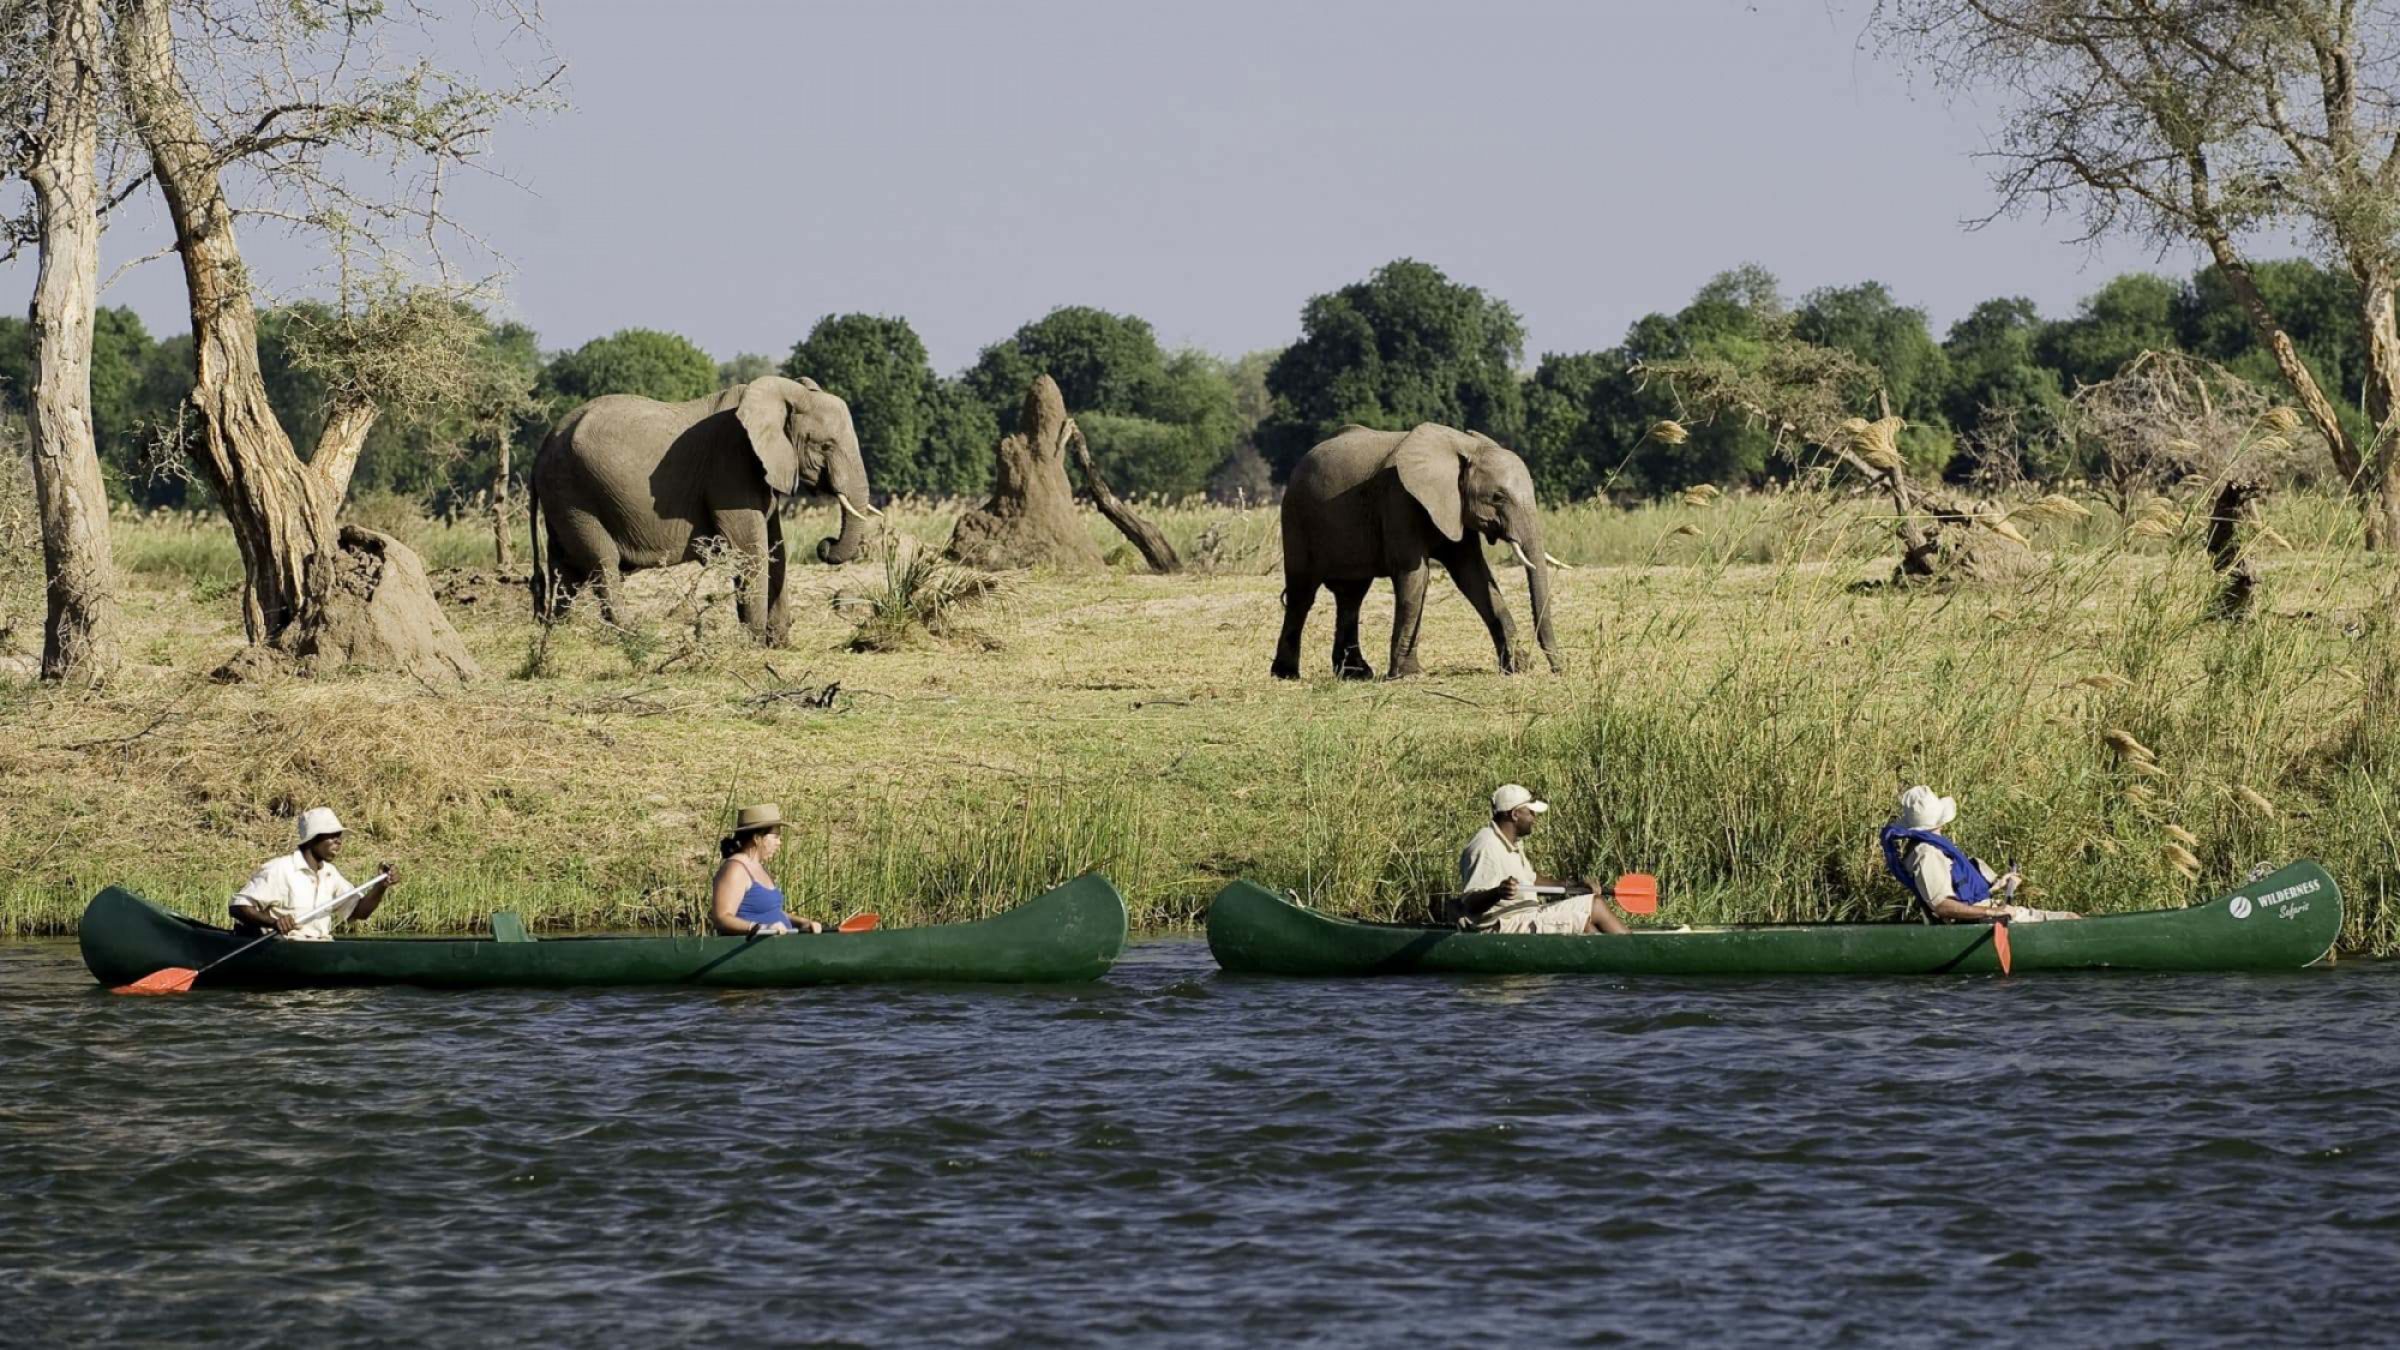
(215, 527, 480, 684)
(946, 376, 1105, 570)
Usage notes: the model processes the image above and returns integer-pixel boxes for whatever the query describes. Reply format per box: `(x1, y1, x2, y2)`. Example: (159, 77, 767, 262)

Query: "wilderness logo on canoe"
(1204, 862, 2342, 978)
(80, 873, 1130, 991)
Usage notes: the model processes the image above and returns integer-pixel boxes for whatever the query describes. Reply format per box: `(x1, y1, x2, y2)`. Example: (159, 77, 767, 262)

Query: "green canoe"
(80, 873, 1130, 990)
(1206, 861, 2342, 977)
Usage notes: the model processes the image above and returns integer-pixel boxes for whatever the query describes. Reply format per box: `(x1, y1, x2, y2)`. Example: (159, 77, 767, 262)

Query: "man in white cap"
(1880, 785, 2078, 924)
(230, 807, 399, 941)
(1456, 784, 1631, 935)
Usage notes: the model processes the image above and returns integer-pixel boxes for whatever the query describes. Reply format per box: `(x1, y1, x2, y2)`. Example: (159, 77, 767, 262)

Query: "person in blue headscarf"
(1880, 785, 2080, 924)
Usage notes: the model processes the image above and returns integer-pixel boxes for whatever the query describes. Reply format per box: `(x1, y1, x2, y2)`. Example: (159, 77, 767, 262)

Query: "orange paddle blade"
(836, 912, 880, 933)
(1611, 873, 1659, 915)
(112, 967, 199, 996)
(1992, 921, 2013, 975)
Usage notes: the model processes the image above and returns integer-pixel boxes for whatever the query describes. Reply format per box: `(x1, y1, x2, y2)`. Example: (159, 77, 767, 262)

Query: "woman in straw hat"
(710, 804, 821, 936)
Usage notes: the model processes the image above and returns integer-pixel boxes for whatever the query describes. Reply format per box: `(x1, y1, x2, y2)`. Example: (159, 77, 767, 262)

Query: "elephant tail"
(527, 459, 550, 623)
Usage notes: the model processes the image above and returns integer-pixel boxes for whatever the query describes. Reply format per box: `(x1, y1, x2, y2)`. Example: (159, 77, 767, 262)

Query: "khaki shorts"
(1495, 893, 1594, 935)
(1995, 904, 2074, 923)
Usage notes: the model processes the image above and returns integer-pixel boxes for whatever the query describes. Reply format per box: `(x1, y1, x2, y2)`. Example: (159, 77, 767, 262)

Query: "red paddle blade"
(1612, 873, 1659, 915)
(112, 967, 199, 996)
(1993, 921, 2013, 975)
(836, 913, 880, 933)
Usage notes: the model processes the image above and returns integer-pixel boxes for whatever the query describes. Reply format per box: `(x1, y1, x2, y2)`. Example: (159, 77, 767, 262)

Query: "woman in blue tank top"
(710, 803, 822, 936)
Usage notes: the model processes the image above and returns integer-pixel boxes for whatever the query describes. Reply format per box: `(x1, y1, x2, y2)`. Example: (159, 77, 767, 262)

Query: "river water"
(3, 937, 2396, 1347)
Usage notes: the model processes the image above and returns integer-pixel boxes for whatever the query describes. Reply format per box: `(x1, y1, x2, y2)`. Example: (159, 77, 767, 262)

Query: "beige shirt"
(232, 850, 357, 941)
(1459, 824, 1537, 898)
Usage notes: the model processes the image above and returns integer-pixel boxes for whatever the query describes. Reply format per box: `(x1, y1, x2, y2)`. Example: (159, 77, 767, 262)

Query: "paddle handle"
(206, 871, 383, 977)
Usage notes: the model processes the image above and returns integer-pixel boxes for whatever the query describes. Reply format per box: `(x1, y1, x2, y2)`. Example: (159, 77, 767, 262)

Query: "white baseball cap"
(297, 807, 346, 845)
(1491, 784, 1549, 816)
(1896, 785, 1956, 831)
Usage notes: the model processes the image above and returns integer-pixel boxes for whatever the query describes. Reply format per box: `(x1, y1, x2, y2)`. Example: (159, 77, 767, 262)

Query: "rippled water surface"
(4, 938, 2397, 1347)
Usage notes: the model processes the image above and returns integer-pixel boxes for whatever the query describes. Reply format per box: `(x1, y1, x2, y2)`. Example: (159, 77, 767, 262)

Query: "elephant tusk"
(1510, 540, 1536, 570)
(835, 492, 881, 521)
(1543, 550, 1576, 570)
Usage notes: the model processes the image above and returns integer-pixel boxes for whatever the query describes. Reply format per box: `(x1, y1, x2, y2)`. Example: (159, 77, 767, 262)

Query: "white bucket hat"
(297, 807, 345, 845)
(1896, 785, 1956, 832)
(1491, 784, 1549, 816)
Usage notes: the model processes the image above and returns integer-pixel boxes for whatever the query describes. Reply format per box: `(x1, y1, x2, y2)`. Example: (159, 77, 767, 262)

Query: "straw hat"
(733, 803, 785, 833)
(297, 807, 345, 845)
(1896, 785, 1957, 832)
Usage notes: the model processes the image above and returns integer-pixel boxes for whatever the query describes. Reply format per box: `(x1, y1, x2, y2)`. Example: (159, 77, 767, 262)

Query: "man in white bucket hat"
(1455, 784, 1631, 935)
(230, 807, 400, 941)
(1879, 785, 2077, 924)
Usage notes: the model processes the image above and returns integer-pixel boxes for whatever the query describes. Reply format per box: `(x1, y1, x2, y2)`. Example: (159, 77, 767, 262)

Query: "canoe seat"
(491, 912, 533, 943)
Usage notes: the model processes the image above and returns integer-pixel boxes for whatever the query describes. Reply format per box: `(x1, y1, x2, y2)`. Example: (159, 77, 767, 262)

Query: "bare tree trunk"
(2205, 477, 2266, 620)
(113, 0, 373, 645)
(25, 0, 116, 683)
(2355, 275, 2400, 551)
(1063, 419, 1180, 574)
(945, 375, 1103, 570)
(2203, 235, 2364, 487)
(491, 432, 514, 568)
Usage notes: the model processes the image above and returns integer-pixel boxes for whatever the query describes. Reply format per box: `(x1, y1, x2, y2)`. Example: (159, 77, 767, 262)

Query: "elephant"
(529, 375, 878, 642)
(1273, 423, 1562, 679)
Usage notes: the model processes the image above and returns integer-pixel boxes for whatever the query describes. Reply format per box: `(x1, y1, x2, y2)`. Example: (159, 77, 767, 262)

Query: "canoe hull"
(80, 873, 1130, 990)
(1206, 862, 2341, 977)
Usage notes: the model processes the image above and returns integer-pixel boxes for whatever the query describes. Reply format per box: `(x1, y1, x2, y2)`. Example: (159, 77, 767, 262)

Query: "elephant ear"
(735, 380, 801, 496)
(1391, 423, 1469, 542)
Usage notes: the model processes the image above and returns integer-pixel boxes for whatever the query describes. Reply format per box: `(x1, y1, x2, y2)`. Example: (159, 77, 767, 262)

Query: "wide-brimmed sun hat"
(1491, 784, 1549, 816)
(733, 803, 785, 833)
(297, 807, 345, 845)
(1896, 785, 1957, 831)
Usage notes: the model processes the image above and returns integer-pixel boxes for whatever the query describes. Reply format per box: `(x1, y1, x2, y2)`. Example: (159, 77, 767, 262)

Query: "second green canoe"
(1206, 861, 2341, 977)
(81, 872, 1130, 990)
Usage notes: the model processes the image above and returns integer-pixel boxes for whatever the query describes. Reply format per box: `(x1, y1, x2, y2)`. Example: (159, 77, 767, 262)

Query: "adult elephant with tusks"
(1274, 423, 1567, 679)
(529, 375, 879, 643)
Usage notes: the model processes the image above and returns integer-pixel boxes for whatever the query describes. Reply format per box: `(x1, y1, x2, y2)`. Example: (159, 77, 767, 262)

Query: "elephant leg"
(764, 512, 791, 646)
(1273, 576, 1318, 679)
(1387, 564, 1430, 679)
(590, 563, 625, 630)
(713, 511, 773, 641)
(1329, 579, 1374, 680)
(1439, 547, 1520, 673)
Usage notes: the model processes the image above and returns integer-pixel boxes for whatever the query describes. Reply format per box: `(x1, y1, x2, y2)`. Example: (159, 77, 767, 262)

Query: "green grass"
(5, 487, 2394, 953)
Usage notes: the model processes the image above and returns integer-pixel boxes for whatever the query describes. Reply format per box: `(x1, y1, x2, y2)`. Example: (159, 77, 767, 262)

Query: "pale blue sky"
(17, 0, 2189, 372)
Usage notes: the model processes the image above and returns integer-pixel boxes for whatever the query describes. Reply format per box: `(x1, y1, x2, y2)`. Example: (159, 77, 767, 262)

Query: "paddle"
(835, 912, 879, 933)
(1991, 916, 2013, 975)
(112, 870, 386, 996)
(1530, 874, 1659, 916)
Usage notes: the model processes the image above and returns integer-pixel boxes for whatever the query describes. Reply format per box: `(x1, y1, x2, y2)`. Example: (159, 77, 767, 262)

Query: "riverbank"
(2, 492, 2393, 951)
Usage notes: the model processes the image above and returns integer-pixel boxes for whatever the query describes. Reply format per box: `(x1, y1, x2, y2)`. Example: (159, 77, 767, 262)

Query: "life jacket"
(1879, 825, 1991, 919)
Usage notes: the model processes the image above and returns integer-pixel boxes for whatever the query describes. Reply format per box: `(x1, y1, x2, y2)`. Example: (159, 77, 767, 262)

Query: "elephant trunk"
(1510, 510, 1562, 672)
(814, 445, 874, 565)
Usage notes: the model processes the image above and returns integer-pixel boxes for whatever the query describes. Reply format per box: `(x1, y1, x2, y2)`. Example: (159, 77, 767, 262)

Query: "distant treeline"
(1, 256, 2368, 509)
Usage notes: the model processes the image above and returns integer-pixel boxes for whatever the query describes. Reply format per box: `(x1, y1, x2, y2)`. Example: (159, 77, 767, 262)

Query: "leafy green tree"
(2178, 259, 2369, 450)
(2036, 273, 2180, 391)
(718, 352, 776, 386)
(1941, 297, 2072, 480)
(1257, 259, 1526, 475)
(542, 328, 719, 409)
(1793, 282, 1953, 472)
